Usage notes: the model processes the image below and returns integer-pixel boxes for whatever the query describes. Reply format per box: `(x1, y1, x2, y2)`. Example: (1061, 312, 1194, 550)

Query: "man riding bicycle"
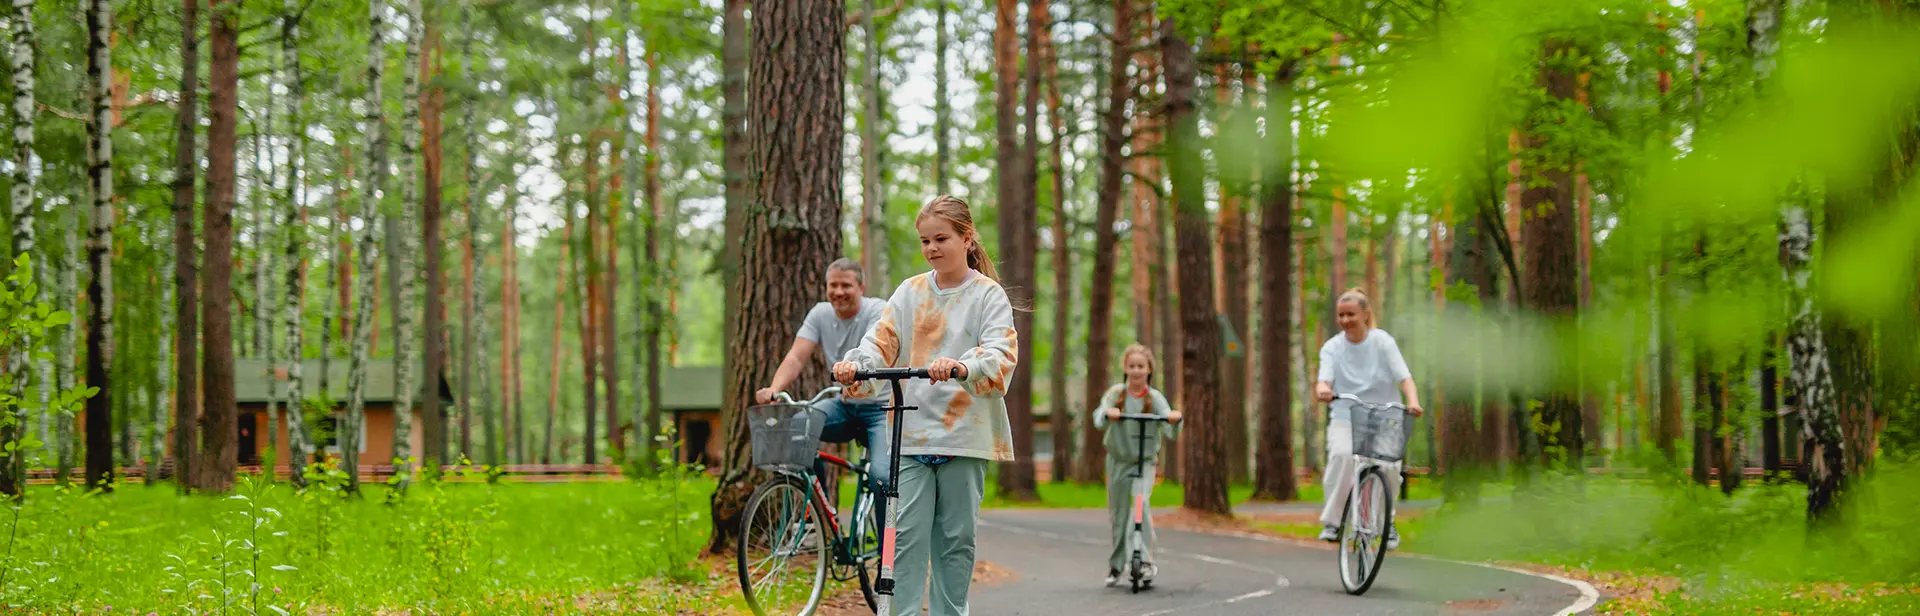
(756, 258, 892, 490)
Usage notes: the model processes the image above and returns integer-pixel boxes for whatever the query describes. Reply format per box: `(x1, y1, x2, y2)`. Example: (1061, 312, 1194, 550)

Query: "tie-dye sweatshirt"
(842, 270, 1019, 461)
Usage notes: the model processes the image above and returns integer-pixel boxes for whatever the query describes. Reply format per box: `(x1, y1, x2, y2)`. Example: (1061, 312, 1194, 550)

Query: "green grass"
(0, 466, 728, 615)
(1400, 466, 1920, 614)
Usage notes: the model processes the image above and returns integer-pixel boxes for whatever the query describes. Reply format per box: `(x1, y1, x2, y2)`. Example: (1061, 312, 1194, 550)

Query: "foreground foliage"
(0, 467, 718, 614)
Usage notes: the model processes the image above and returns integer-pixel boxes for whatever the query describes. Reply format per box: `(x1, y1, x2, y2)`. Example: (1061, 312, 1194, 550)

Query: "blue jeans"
(815, 397, 891, 492)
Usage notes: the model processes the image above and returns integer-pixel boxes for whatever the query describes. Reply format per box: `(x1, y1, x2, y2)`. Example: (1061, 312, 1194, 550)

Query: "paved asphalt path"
(966, 507, 1590, 616)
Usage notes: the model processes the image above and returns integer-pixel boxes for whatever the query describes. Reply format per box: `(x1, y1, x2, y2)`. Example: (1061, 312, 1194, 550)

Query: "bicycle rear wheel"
(849, 486, 879, 611)
(738, 475, 830, 615)
(1337, 466, 1393, 595)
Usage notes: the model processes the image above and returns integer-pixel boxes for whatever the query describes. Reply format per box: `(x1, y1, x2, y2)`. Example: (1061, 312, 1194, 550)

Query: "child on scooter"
(1092, 344, 1183, 587)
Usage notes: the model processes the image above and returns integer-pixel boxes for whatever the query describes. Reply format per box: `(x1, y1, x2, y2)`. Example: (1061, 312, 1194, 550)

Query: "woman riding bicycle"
(833, 195, 1019, 616)
(1314, 287, 1423, 550)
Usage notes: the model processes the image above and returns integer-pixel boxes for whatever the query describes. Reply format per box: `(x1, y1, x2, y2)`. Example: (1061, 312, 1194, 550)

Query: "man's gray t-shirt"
(798, 297, 887, 398)
(1317, 329, 1412, 422)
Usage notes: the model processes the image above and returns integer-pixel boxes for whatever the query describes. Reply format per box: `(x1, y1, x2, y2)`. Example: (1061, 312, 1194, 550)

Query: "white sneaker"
(1386, 525, 1401, 551)
(1104, 569, 1121, 587)
(1317, 525, 1340, 542)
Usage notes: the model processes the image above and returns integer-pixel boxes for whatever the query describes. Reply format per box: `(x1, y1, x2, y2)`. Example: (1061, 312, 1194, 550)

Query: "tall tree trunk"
(196, 0, 242, 493)
(344, 0, 392, 494)
(55, 210, 78, 484)
(1520, 39, 1582, 471)
(710, 0, 844, 553)
(83, 0, 116, 493)
(506, 191, 524, 463)
(992, 0, 1039, 501)
(1215, 63, 1250, 486)
(1761, 340, 1782, 475)
(546, 215, 570, 464)
(279, 0, 312, 485)
(458, 0, 479, 461)
(1160, 15, 1227, 516)
(934, 0, 951, 195)
(150, 267, 172, 486)
(859, 0, 887, 290)
(1040, 0, 1072, 483)
(571, 137, 600, 465)
(1252, 61, 1299, 502)
(603, 42, 625, 463)
(421, 16, 448, 470)
(643, 47, 664, 467)
(1076, 0, 1128, 484)
(719, 0, 748, 468)
(0, 0, 38, 498)
(389, 0, 427, 487)
(1692, 348, 1715, 486)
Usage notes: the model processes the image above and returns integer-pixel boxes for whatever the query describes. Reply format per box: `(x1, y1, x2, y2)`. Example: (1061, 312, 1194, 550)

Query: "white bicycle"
(1332, 393, 1410, 596)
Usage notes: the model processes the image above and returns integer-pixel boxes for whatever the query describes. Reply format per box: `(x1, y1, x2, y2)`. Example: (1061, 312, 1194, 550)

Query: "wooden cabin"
(231, 358, 455, 467)
(662, 366, 725, 468)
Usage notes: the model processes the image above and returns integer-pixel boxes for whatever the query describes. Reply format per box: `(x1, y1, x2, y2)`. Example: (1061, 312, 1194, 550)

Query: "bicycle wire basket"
(1350, 402, 1409, 463)
(748, 403, 825, 472)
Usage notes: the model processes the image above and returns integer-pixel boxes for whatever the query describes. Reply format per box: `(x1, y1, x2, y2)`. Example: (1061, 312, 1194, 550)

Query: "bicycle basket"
(1350, 403, 1408, 463)
(748, 403, 825, 472)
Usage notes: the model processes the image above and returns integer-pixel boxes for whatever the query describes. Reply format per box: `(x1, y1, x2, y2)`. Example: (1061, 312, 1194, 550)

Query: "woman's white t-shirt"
(1316, 328, 1413, 422)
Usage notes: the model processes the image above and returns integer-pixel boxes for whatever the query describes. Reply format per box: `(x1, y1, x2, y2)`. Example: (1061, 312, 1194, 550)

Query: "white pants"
(1318, 418, 1403, 527)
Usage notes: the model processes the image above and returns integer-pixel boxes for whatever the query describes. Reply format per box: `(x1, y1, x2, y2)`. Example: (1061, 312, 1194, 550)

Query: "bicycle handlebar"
(774, 385, 844, 406)
(1333, 393, 1408, 411)
(852, 367, 963, 381)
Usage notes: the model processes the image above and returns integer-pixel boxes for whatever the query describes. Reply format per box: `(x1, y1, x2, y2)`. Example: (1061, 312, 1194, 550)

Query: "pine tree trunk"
(506, 192, 524, 464)
(985, 0, 1040, 500)
(1692, 348, 1715, 486)
(933, 0, 951, 195)
(197, 0, 243, 493)
(1520, 39, 1582, 471)
(546, 221, 568, 464)
(860, 0, 886, 290)
(643, 47, 664, 467)
(0, 0, 38, 498)
(458, 0, 479, 461)
(719, 0, 748, 467)
(1214, 63, 1250, 486)
(710, 0, 844, 554)
(421, 18, 448, 470)
(1159, 15, 1227, 516)
(1040, 0, 1072, 483)
(1076, 0, 1129, 484)
(602, 64, 624, 463)
(1252, 61, 1299, 502)
(344, 0, 392, 494)
(389, 0, 427, 486)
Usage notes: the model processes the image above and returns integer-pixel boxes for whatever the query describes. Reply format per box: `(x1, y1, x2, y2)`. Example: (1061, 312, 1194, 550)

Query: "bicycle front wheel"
(1337, 465, 1393, 595)
(738, 475, 831, 615)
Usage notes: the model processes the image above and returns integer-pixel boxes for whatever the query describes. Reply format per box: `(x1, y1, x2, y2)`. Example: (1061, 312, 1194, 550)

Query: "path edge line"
(1156, 525, 1601, 615)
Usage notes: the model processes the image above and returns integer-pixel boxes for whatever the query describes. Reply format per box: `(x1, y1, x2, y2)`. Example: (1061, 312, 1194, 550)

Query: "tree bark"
(643, 47, 664, 467)
(1040, 0, 1072, 483)
(1076, 0, 1129, 484)
(1520, 39, 1582, 470)
(422, 15, 448, 470)
(344, 0, 392, 494)
(388, 0, 427, 487)
(1160, 15, 1227, 516)
(0, 0, 39, 497)
(280, 0, 312, 484)
(1252, 61, 1299, 502)
(83, 0, 115, 492)
(992, 0, 1039, 501)
(860, 0, 887, 290)
(933, 0, 951, 195)
(1215, 62, 1250, 486)
(719, 0, 748, 465)
(710, 0, 844, 554)
(196, 0, 243, 494)
(458, 0, 479, 461)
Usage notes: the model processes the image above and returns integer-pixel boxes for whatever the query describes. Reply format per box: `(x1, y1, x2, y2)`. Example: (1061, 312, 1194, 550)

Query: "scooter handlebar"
(852, 367, 963, 381)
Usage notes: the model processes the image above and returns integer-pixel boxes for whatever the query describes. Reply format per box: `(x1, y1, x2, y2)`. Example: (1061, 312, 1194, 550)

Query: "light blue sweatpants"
(889, 456, 988, 616)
